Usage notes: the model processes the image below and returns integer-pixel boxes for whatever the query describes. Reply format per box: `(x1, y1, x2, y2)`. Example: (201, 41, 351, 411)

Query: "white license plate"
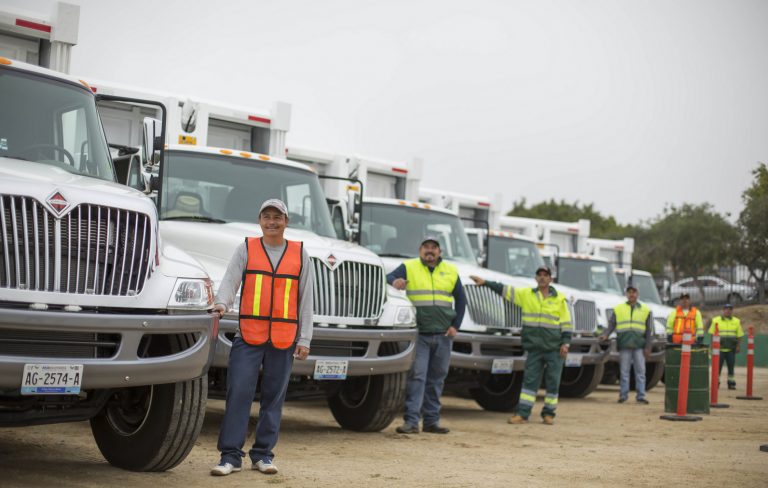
(491, 358, 514, 374)
(21, 364, 83, 395)
(565, 354, 583, 367)
(313, 360, 348, 380)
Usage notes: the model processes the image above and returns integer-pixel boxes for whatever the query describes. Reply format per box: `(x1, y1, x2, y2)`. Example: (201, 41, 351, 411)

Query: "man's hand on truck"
(469, 276, 486, 286)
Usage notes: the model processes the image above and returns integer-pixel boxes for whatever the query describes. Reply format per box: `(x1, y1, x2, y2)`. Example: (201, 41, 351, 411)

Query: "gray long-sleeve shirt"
(214, 240, 314, 348)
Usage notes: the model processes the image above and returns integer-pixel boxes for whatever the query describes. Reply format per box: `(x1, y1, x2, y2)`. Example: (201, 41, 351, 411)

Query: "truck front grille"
(464, 284, 521, 329)
(310, 258, 385, 320)
(573, 299, 598, 333)
(0, 329, 120, 358)
(0, 195, 154, 296)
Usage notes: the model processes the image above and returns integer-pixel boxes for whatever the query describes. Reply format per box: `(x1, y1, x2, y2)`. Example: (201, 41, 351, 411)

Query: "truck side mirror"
(142, 117, 163, 164)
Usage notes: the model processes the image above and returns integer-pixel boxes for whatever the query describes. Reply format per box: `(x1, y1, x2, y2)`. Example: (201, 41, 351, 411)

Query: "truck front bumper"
(214, 318, 418, 376)
(0, 308, 217, 389)
(605, 336, 667, 363)
(450, 332, 608, 372)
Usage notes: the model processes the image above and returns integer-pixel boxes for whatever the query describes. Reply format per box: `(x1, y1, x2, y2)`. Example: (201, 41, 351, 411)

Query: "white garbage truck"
(554, 252, 666, 389)
(0, 58, 218, 471)
(87, 83, 419, 432)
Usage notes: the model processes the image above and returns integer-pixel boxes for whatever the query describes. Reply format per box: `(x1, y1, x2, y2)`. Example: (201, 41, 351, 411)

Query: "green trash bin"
(664, 346, 710, 414)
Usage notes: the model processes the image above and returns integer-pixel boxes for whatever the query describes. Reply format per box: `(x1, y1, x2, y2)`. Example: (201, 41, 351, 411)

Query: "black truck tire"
(90, 332, 207, 471)
(629, 361, 665, 391)
(600, 363, 619, 385)
(559, 363, 605, 398)
(90, 377, 207, 471)
(469, 372, 524, 412)
(327, 370, 406, 432)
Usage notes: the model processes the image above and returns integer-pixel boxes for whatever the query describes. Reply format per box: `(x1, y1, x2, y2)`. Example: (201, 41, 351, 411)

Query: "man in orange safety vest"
(210, 199, 313, 477)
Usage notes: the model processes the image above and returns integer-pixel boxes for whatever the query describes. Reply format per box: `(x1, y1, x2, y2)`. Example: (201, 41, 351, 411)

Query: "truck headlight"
(395, 306, 416, 326)
(168, 278, 213, 310)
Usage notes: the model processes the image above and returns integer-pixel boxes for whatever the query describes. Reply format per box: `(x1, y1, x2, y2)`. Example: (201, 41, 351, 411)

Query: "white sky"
(15, 0, 768, 223)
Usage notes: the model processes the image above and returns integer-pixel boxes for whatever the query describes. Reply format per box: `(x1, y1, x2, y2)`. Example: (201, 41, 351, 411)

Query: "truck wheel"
(559, 363, 604, 398)
(90, 333, 207, 471)
(327, 371, 405, 432)
(629, 361, 665, 391)
(600, 363, 619, 385)
(469, 372, 524, 412)
(327, 340, 405, 432)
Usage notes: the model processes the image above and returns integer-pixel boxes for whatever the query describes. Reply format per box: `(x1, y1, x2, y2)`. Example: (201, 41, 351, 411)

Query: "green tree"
(648, 203, 735, 304)
(735, 163, 768, 302)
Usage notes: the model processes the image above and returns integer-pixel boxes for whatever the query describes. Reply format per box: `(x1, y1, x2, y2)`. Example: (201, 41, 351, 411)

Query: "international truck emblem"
(46, 190, 70, 216)
(324, 253, 340, 270)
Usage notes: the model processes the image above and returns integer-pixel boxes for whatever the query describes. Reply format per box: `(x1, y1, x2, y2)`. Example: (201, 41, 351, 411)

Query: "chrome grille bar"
(0, 195, 153, 296)
(309, 258, 384, 320)
(464, 284, 521, 330)
(573, 299, 598, 333)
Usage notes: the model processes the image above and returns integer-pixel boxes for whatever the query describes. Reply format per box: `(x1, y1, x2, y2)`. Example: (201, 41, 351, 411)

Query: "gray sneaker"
(253, 459, 278, 474)
(210, 462, 241, 476)
(395, 423, 419, 434)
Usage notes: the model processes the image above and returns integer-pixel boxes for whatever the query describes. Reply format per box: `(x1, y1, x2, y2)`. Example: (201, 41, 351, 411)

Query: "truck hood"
(160, 221, 383, 286)
(0, 157, 155, 216)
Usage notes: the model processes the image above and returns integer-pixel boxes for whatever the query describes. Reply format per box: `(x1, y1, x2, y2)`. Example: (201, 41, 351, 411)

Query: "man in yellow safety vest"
(709, 303, 745, 389)
(389, 235, 466, 434)
(470, 266, 572, 425)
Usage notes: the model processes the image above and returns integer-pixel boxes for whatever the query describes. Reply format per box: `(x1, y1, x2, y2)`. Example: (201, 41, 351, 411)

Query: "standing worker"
(209, 199, 313, 476)
(599, 283, 652, 404)
(666, 292, 704, 345)
(470, 266, 572, 425)
(709, 303, 744, 390)
(390, 236, 466, 434)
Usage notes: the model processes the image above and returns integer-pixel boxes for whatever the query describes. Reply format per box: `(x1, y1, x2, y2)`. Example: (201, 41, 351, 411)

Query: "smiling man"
(209, 199, 313, 476)
(388, 235, 466, 434)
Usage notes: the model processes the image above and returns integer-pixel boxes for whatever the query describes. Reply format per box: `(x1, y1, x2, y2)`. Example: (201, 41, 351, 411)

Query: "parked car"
(670, 276, 756, 305)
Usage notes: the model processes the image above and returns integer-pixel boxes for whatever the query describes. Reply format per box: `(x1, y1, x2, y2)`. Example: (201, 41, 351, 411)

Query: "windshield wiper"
(163, 216, 227, 223)
(379, 253, 413, 258)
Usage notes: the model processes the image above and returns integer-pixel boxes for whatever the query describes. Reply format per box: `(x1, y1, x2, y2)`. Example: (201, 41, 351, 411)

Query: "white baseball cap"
(259, 198, 288, 216)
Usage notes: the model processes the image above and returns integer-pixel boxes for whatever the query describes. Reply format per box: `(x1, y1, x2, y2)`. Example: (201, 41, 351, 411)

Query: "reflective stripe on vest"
(516, 287, 572, 332)
(238, 237, 302, 349)
(404, 258, 458, 308)
(711, 316, 742, 337)
(613, 302, 650, 334)
(671, 306, 698, 345)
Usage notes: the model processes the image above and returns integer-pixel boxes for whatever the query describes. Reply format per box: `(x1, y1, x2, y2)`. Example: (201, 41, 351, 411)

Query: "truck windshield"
(0, 67, 114, 181)
(627, 274, 662, 305)
(487, 236, 545, 277)
(159, 151, 336, 238)
(361, 203, 477, 264)
(558, 258, 623, 295)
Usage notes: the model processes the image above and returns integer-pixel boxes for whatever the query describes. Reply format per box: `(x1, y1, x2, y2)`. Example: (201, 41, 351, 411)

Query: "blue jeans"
(217, 337, 294, 466)
(403, 333, 453, 427)
(619, 348, 646, 401)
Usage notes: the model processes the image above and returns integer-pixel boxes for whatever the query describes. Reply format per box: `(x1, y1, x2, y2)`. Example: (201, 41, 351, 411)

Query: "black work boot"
(395, 423, 419, 434)
(422, 424, 450, 434)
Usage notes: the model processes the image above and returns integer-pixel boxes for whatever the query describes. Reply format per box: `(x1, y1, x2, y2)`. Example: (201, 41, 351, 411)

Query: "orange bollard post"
(710, 324, 729, 408)
(661, 330, 703, 421)
(737, 326, 763, 401)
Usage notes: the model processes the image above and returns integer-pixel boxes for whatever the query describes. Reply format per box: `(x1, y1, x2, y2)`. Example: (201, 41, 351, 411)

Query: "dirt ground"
(1, 368, 766, 488)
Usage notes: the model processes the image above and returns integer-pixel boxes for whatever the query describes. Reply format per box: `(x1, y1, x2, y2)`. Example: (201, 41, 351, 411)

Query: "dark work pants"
(718, 350, 737, 387)
(516, 349, 563, 419)
(217, 337, 294, 466)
